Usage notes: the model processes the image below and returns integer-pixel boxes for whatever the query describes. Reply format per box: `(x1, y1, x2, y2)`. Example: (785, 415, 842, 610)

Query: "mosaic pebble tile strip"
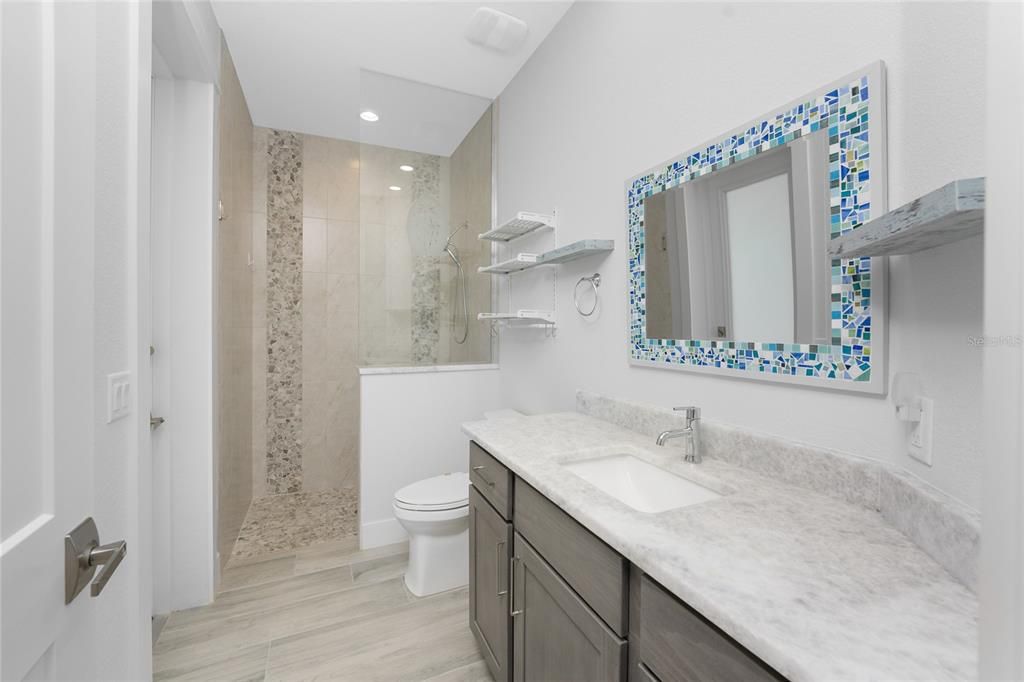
(266, 130, 305, 493)
(627, 64, 883, 388)
(229, 488, 359, 561)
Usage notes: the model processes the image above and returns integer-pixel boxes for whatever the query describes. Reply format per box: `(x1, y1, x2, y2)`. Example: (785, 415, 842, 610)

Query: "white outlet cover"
(107, 371, 132, 423)
(907, 397, 934, 466)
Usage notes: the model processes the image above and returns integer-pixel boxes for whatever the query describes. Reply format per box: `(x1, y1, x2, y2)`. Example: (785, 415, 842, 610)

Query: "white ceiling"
(213, 1, 573, 156)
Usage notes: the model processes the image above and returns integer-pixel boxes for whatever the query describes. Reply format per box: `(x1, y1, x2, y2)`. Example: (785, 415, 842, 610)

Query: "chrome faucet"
(656, 406, 702, 463)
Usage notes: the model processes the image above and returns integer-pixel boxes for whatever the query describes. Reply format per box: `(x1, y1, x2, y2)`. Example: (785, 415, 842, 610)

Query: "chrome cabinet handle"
(510, 555, 523, 617)
(472, 465, 495, 488)
(150, 414, 166, 430)
(497, 541, 508, 597)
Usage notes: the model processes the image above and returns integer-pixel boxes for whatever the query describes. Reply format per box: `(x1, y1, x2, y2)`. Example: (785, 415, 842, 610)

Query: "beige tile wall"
(252, 131, 361, 496)
(216, 39, 254, 566)
(301, 135, 360, 493)
(446, 107, 493, 364)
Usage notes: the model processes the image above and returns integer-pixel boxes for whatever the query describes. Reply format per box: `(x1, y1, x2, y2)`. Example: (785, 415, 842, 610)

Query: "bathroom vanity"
(464, 398, 978, 682)
(469, 440, 780, 682)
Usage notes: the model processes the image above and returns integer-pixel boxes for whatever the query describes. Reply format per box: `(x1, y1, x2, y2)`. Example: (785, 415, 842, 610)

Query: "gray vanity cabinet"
(469, 486, 513, 682)
(467, 441, 785, 682)
(512, 533, 626, 682)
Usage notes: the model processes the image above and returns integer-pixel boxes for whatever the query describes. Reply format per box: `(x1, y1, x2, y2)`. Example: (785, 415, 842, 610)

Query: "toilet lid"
(394, 472, 469, 511)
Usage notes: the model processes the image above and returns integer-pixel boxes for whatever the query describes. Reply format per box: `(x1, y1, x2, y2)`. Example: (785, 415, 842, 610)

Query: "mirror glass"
(643, 134, 832, 345)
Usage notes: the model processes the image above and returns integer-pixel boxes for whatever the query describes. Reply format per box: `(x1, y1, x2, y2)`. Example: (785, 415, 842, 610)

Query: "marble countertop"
(462, 412, 977, 682)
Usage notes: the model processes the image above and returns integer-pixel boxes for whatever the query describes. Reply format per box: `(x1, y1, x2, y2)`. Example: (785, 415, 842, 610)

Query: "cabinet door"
(513, 533, 626, 682)
(470, 487, 513, 682)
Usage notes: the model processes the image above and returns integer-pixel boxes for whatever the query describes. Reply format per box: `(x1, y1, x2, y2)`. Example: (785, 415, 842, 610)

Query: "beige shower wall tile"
(303, 135, 330, 219)
(326, 274, 359, 322)
(301, 380, 328, 492)
(326, 373, 358, 451)
(302, 218, 327, 274)
(219, 212, 251, 273)
(252, 127, 268, 214)
(252, 213, 267, 271)
(252, 269, 267, 329)
(360, 222, 385, 276)
(302, 273, 327, 382)
(326, 220, 359, 275)
(360, 193, 385, 225)
(327, 138, 359, 222)
(252, 326, 268, 498)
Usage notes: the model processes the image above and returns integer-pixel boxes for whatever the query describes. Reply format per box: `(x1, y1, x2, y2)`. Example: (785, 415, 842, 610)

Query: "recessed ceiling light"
(399, 165, 414, 172)
(388, 185, 402, 191)
(360, 110, 379, 122)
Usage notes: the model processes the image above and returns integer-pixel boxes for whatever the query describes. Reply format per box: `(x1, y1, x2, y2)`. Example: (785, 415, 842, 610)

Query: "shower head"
(444, 222, 468, 253)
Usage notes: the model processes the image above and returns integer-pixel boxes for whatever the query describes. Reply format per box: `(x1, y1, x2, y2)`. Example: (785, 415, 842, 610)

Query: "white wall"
(980, 3, 1024, 678)
(359, 367, 502, 548)
(495, 2, 986, 508)
(151, 0, 222, 613)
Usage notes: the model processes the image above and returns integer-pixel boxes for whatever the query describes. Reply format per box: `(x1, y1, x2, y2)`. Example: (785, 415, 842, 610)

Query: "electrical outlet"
(907, 397, 934, 466)
(107, 371, 132, 423)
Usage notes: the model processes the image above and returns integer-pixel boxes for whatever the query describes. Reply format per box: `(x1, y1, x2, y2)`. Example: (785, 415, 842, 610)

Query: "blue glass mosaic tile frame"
(627, 63, 888, 394)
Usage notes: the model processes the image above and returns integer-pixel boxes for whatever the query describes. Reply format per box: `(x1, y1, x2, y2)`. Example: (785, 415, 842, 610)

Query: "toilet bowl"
(393, 471, 469, 597)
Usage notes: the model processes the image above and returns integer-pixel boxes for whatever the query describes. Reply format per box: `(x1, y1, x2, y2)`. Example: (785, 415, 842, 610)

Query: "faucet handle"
(673, 406, 700, 420)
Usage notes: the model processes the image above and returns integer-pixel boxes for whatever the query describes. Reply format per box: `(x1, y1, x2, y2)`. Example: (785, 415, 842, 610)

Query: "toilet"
(393, 471, 470, 597)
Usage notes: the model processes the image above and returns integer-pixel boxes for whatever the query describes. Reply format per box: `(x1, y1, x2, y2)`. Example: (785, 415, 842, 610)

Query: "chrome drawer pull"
(472, 465, 496, 487)
(510, 555, 523, 617)
(497, 541, 508, 597)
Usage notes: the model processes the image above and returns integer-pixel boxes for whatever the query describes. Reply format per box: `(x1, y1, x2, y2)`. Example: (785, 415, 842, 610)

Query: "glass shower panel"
(357, 72, 493, 367)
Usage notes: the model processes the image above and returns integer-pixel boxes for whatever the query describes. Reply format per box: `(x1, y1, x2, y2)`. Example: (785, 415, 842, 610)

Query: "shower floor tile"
(229, 489, 358, 561)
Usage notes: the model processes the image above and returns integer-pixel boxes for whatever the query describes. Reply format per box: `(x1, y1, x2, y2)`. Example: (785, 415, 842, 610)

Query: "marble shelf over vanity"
(462, 394, 978, 682)
(828, 177, 984, 258)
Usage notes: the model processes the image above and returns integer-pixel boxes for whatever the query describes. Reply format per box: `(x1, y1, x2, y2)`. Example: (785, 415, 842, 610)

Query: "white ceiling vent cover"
(465, 7, 529, 53)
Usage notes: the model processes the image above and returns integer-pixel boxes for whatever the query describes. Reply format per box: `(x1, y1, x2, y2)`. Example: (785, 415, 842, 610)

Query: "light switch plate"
(107, 371, 131, 423)
(907, 397, 934, 466)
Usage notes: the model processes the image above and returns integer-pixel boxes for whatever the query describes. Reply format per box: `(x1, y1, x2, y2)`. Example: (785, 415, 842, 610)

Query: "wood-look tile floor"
(154, 539, 490, 681)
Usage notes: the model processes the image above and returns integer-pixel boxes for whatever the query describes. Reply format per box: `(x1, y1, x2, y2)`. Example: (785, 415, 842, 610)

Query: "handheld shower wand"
(443, 223, 470, 344)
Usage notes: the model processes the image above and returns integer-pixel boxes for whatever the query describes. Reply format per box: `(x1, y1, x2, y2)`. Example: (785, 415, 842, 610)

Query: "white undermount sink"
(563, 454, 721, 513)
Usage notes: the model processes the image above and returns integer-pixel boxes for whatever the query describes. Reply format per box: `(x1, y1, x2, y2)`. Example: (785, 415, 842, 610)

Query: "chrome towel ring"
(574, 273, 601, 317)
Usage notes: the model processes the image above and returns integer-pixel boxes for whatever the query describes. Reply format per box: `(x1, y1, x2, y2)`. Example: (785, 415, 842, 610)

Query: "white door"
(1, 2, 152, 680)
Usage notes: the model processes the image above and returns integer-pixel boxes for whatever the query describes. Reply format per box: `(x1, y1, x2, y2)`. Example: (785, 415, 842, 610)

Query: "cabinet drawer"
(470, 441, 513, 520)
(638, 576, 785, 682)
(514, 481, 629, 637)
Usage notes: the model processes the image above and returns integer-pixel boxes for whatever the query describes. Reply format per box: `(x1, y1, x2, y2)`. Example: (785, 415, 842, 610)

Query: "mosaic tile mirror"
(627, 62, 888, 394)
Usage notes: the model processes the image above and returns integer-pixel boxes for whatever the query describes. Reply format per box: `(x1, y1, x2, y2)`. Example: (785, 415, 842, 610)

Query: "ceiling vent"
(465, 7, 529, 53)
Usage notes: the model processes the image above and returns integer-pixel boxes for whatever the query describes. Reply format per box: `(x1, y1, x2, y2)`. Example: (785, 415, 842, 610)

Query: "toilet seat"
(393, 472, 469, 512)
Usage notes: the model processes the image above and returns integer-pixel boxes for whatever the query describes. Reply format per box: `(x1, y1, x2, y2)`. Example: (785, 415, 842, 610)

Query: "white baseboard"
(360, 518, 407, 550)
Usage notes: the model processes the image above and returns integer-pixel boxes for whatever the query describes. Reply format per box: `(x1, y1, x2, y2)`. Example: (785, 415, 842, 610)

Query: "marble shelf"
(828, 177, 984, 259)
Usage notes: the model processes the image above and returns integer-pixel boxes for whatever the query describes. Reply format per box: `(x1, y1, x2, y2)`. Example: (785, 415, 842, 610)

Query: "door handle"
(65, 517, 128, 603)
(150, 414, 165, 430)
(88, 541, 127, 597)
